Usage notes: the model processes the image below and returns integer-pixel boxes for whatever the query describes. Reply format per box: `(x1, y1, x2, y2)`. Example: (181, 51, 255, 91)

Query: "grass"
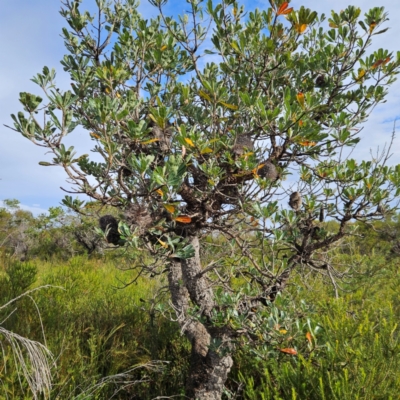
(0, 249, 399, 399)
(0, 255, 189, 399)
(234, 257, 400, 399)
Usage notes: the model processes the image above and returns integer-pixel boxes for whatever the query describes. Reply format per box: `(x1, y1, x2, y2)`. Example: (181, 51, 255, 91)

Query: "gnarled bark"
(168, 236, 233, 399)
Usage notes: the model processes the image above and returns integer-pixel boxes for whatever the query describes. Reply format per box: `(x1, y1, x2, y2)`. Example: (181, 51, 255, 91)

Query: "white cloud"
(0, 200, 48, 216)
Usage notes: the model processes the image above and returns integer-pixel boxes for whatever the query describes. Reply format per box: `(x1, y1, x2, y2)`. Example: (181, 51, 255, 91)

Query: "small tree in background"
(8, 0, 400, 397)
(0, 200, 104, 260)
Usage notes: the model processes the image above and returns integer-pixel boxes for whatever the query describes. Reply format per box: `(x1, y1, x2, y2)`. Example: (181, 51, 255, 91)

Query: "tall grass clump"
(0, 283, 56, 399)
(0, 255, 190, 398)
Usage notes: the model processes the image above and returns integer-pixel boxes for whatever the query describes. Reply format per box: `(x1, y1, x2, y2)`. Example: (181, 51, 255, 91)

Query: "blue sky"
(1, 0, 400, 215)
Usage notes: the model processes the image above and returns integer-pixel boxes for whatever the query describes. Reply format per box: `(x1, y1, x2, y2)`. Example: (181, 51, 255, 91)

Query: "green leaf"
(199, 90, 212, 102)
(230, 41, 240, 52)
(19, 92, 43, 112)
(219, 101, 238, 110)
(171, 244, 195, 259)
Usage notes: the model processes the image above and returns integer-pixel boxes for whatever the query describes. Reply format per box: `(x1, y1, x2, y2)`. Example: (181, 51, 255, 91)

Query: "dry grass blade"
(0, 285, 62, 399)
(79, 360, 169, 398)
(0, 327, 54, 399)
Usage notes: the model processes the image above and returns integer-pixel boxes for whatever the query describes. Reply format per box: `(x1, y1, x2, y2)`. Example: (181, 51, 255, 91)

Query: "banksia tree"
(8, 0, 400, 398)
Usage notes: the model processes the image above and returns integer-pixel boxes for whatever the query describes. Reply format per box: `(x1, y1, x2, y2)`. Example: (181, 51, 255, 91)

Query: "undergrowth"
(0, 250, 399, 399)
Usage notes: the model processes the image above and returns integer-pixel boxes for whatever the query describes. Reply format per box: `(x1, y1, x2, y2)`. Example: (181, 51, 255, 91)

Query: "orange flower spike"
(306, 332, 312, 344)
(277, 2, 293, 16)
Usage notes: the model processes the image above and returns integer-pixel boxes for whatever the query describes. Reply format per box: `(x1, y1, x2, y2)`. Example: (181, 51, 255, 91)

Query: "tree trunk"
(167, 235, 233, 399)
(186, 341, 233, 400)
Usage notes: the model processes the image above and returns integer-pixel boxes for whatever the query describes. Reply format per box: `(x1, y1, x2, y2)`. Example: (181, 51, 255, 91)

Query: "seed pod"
(233, 134, 254, 156)
(311, 226, 321, 239)
(319, 205, 324, 222)
(315, 75, 326, 88)
(124, 204, 153, 234)
(270, 145, 283, 160)
(376, 204, 385, 214)
(149, 120, 172, 152)
(289, 192, 302, 211)
(257, 160, 279, 181)
(99, 215, 120, 245)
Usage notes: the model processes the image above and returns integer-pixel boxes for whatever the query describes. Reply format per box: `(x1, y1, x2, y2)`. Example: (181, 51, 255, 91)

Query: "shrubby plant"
(7, 0, 400, 397)
(0, 199, 106, 260)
